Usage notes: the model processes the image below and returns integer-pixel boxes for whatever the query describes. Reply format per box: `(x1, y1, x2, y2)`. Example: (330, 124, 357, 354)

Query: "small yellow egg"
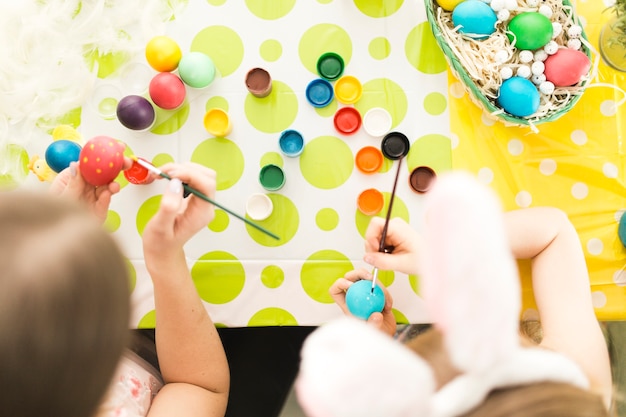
(437, 0, 466, 12)
(145, 36, 182, 72)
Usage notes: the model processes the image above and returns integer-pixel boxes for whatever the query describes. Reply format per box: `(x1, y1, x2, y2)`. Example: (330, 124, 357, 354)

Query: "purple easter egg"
(116, 95, 156, 131)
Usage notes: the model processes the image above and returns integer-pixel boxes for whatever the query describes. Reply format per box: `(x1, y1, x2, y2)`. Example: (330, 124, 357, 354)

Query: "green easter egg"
(507, 12, 553, 51)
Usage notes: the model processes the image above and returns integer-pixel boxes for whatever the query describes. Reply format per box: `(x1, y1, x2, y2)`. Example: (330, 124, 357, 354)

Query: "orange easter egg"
(79, 136, 126, 186)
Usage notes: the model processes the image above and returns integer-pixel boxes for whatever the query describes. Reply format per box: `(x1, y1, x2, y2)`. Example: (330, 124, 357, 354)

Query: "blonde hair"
(405, 327, 608, 417)
(0, 192, 131, 417)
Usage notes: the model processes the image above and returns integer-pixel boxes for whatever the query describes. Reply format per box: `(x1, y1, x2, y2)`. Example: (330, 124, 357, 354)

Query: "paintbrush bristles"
(133, 156, 167, 177)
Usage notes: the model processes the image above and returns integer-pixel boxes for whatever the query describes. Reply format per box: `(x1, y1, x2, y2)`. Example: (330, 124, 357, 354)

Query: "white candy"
(495, 50, 509, 63)
(539, 5, 553, 18)
(567, 38, 582, 50)
(568, 25, 583, 38)
(552, 22, 562, 38)
(500, 67, 513, 79)
(526, 0, 539, 6)
(497, 9, 510, 21)
(519, 50, 534, 63)
(504, 0, 518, 10)
(531, 74, 546, 85)
(490, 0, 505, 11)
(544, 41, 559, 55)
(531, 61, 545, 75)
(540, 81, 555, 95)
(534, 49, 548, 62)
(516, 65, 531, 79)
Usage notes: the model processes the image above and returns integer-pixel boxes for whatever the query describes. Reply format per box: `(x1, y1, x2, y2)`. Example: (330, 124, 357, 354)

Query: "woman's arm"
(143, 164, 229, 417)
(504, 207, 612, 409)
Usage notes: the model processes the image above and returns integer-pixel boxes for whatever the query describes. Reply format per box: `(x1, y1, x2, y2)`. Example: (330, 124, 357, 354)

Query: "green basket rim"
(425, 0, 592, 126)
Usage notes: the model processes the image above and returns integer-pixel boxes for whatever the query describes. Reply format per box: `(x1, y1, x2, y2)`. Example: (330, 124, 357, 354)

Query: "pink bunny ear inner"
(419, 172, 521, 373)
(296, 317, 436, 417)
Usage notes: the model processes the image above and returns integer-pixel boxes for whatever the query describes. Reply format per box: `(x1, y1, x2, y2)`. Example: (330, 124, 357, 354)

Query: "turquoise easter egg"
(497, 77, 540, 117)
(45, 140, 82, 173)
(618, 212, 626, 248)
(345, 280, 385, 320)
(452, 0, 497, 40)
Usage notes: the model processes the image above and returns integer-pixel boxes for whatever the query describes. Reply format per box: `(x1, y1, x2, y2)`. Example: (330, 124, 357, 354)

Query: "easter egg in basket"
(497, 77, 540, 117)
(79, 136, 126, 186)
(452, 0, 497, 40)
(507, 12, 553, 51)
(544, 48, 591, 87)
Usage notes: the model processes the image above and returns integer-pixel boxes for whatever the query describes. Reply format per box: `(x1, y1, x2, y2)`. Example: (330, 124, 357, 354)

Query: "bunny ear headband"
(295, 172, 589, 417)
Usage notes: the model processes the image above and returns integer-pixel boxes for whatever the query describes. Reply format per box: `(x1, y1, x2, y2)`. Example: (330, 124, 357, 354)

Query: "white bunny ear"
(295, 317, 435, 417)
(419, 172, 521, 374)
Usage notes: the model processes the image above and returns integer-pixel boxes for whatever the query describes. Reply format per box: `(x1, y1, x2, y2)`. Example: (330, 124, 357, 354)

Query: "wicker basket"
(425, 0, 592, 128)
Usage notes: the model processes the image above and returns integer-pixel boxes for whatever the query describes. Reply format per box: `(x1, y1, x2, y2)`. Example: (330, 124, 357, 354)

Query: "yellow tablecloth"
(448, 1, 626, 320)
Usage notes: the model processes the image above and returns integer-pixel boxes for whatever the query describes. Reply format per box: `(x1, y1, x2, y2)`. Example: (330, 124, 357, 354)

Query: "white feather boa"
(0, 0, 185, 146)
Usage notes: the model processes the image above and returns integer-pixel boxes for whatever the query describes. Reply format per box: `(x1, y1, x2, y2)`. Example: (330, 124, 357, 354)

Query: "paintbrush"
(131, 156, 280, 240)
(371, 156, 403, 293)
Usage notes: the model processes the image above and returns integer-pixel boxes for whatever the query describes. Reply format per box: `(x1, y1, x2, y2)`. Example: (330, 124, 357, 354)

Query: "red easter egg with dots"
(79, 136, 126, 186)
(544, 49, 591, 87)
(149, 72, 186, 110)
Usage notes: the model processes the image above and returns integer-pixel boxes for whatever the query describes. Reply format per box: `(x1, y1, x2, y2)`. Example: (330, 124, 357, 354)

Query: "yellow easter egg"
(438, 0, 466, 11)
(145, 36, 182, 72)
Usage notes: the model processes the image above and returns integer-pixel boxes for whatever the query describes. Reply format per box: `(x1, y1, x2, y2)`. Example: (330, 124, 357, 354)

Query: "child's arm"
(504, 207, 612, 409)
(142, 163, 229, 417)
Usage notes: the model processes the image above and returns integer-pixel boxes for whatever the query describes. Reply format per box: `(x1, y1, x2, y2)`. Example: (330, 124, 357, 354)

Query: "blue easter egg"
(497, 77, 540, 117)
(45, 140, 82, 173)
(345, 280, 385, 320)
(618, 212, 626, 248)
(452, 0, 497, 40)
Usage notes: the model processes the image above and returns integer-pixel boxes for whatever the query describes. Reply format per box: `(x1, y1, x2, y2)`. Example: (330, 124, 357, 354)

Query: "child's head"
(0, 192, 131, 417)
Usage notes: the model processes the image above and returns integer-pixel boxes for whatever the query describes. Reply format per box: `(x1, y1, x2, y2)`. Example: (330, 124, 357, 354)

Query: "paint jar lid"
(334, 75, 362, 104)
(409, 166, 436, 193)
(203, 108, 232, 137)
(381, 131, 410, 160)
(317, 52, 345, 81)
(306, 79, 334, 108)
(363, 107, 392, 137)
(246, 193, 274, 221)
(279, 129, 304, 157)
(355, 146, 383, 174)
(259, 164, 286, 191)
(357, 188, 384, 215)
(333, 107, 361, 135)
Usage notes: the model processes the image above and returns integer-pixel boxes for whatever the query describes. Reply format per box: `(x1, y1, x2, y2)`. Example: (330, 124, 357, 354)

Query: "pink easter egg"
(543, 49, 591, 87)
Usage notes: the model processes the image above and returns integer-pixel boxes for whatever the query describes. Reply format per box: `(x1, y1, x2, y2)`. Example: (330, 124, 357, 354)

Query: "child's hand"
(329, 268, 396, 336)
(363, 217, 422, 277)
(142, 163, 217, 264)
(49, 159, 131, 223)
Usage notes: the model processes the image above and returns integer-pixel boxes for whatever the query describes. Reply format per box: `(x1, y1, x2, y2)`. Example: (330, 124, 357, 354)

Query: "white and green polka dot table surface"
(77, 0, 452, 328)
(448, 1, 626, 321)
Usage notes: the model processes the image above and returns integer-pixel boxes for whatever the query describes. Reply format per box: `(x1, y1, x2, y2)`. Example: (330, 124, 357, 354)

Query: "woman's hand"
(49, 159, 131, 223)
(330, 268, 396, 336)
(363, 217, 422, 276)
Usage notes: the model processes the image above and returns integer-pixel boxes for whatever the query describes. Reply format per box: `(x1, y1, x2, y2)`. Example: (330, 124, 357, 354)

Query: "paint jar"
(363, 107, 392, 137)
(381, 131, 410, 160)
(279, 129, 304, 157)
(259, 164, 286, 191)
(409, 166, 436, 193)
(203, 108, 232, 137)
(355, 146, 383, 174)
(246, 193, 273, 221)
(357, 188, 384, 215)
(245, 67, 273, 98)
(334, 75, 362, 105)
(124, 157, 155, 185)
(317, 52, 344, 81)
(333, 107, 361, 135)
(305, 79, 334, 108)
